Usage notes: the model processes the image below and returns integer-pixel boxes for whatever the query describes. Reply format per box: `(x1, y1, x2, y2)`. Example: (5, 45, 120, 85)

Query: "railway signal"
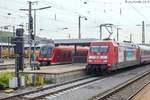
(11, 28, 24, 87)
(11, 29, 24, 70)
(29, 15, 34, 40)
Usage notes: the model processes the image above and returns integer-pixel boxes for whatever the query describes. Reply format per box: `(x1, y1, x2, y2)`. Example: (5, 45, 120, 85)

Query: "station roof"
(24, 43, 46, 48)
(0, 43, 46, 48)
(0, 38, 99, 47)
(54, 38, 98, 46)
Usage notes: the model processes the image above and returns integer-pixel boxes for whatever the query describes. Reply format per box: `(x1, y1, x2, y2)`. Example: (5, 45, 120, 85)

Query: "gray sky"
(0, 0, 150, 43)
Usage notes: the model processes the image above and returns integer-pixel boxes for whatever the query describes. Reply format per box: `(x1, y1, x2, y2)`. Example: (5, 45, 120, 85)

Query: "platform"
(131, 83, 150, 100)
(22, 63, 86, 83)
(0, 59, 29, 66)
(0, 59, 14, 65)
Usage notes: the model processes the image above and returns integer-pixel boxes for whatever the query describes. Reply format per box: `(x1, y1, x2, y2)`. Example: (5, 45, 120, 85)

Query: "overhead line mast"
(20, 1, 51, 70)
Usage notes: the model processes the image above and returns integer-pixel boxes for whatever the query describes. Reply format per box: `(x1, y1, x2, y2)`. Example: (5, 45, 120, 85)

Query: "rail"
(127, 81, 150, 100)
(0, 76, 100, 100)
(91, 68, 150, 100)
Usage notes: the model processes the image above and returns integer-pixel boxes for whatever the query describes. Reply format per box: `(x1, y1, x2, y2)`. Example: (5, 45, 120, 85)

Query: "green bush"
(0, 72, 13, 88)
(45, 79, 53, 84)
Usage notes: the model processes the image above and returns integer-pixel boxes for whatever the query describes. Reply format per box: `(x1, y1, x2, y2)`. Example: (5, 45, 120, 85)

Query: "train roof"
(91, 40, 138, 48)
(52, 46, 89, 51)
(1, 38, 98, 47)
(0, 42, 46, 48)
(54, 38, 98, 46)
(138, 44, 150, 50)
(118, 42, 138, 48)
(91, 40, 118, 46)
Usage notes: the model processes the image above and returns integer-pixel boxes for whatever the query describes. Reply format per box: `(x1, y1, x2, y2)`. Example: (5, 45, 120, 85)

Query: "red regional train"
(86, 40, 150, 75)
(36, 45, 89, 65)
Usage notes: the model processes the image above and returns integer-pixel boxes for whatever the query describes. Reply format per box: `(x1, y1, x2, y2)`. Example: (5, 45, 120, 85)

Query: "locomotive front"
(86, 40, 117, 75)
(36, 44, 55, 65)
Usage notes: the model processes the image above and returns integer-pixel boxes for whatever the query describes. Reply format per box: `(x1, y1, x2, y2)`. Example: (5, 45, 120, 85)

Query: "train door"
(64, 51, 71, 62)
(62, 51, 67, 62)
(114, 47, 118, 65)
(61, 50, 71, 63)
(56, 49, 62, 63)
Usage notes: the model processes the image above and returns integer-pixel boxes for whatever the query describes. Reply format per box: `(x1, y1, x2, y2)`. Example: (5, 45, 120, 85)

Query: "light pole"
(0, 37, 3, 63)
(20, 5, 51, 70)
(136, 21, 150, 44)
(99, 25, 102, 40)
(6, 12, 11, 59)
(62, 27, 70, 39)
(33, 7, 51, 69)
(130, 34, 132, 42)
(117, 28, 121, 41)
(78, 15, 87, 39)
(1, 25, 13, 59)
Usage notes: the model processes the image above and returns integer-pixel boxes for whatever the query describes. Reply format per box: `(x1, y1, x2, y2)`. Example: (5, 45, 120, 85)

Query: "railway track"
(41, 64, 150, 100)
(22, 77, 100, 100)
(0, 63, 29, 70)
(0, 76, 100, 100)
(1, 65, 150, 100)
(0, 64, 15, 70)
(92, 67, 150, 100)
(0, 59, 29, 70)
(126, 80, 150, 100)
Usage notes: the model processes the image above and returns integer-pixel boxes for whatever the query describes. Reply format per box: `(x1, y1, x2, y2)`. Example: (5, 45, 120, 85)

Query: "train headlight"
(103, 60, 107, 62)
(100, 56, 107, 59)
(44, 58, 47, 60)
(88, 56, 96, 59)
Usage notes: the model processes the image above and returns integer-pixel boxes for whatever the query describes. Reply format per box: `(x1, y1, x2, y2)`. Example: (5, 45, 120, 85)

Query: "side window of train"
(143, 50, 146, 55)
(63, 52, 67, 59)
(68, 52, 71, 58)
(57, 52, 61, 59)
(66, 52, 69, 58)
(75, 51, 78, 56)
(144, 50, 150, 55)
(67, 52, 70, 58)
(63, 52, 69, 59)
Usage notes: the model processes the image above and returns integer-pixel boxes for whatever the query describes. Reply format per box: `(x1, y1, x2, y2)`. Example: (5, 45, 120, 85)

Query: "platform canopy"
(54, 38, 98, 46)
(2, 38, 99, 48)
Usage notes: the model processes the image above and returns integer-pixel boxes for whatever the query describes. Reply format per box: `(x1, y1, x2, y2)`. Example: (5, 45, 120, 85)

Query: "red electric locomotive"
(36, 45, 89, 65)
(86, 40, 141, 74)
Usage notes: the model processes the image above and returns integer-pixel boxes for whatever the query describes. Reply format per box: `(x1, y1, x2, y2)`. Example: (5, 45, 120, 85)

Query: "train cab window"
(40, 46, 53, 58)
(68, 53, 71, 58)
(63, 52, 67, 59)
(143, 50, 150, 55)
(91, 45, 109, 53)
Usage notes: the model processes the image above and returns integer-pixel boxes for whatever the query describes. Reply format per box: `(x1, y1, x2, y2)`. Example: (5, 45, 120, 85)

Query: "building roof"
(0, 38, 99, 47)
(54, 38, 98, 46)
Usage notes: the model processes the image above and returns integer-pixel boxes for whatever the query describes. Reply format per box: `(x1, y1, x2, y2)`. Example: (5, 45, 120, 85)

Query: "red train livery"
(36, 45, 88, 65)
(86, 40, 150, 74)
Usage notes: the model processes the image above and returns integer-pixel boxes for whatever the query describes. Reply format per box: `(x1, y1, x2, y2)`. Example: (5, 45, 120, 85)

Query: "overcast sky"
(0, 0, 150, 43)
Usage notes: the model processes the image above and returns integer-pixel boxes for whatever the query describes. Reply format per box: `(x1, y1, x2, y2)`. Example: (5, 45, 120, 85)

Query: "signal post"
(11, 28, 24, 87)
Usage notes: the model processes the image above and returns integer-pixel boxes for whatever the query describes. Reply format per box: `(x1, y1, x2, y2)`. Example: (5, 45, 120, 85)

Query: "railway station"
(0, 0, 150, 100)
